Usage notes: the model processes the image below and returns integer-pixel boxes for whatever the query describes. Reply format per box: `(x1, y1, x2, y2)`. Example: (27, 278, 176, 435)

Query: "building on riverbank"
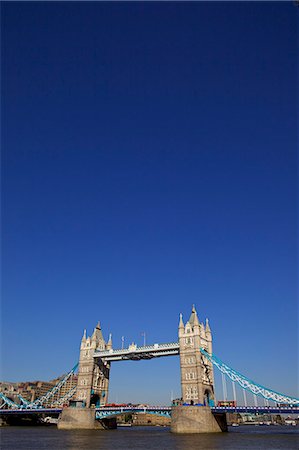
(116, 413, 171, 427)
(0, 374, 78, 407)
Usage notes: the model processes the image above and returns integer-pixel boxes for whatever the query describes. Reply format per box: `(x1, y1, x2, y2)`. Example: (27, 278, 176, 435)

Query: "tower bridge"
(75, 306, 215, 412)
(1, 306, 298, 433)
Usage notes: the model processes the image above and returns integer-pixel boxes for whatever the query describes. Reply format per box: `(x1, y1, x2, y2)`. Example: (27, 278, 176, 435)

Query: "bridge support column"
(76, 324, 111, 408)
(57, 408, 116, 430)
(171, 406, 227, 433)
(178, 307, 216, 407)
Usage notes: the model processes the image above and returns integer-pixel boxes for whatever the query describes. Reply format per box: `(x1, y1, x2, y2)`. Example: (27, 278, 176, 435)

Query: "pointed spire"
(106, 333, 113, 350)
(91, 328, 96, 341)
(193, 310, 199, 327)
(189, 304, 198, 327)
(92, 321, 104, 343)
(179, 313, 184, 329)
(205, 318, 211, 333)
(82, 329, 87, 342)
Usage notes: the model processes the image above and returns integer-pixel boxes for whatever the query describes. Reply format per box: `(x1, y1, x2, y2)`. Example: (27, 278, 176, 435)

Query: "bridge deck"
(1, 405, 298, 416)
(96, 405, 299, 414)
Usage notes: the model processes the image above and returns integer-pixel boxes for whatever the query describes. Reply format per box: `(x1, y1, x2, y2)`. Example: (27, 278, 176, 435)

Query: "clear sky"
(2, 2, 298, 405)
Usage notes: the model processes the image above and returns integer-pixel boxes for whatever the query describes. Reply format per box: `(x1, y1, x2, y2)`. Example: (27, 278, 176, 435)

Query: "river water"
(1, 425, 298, 450)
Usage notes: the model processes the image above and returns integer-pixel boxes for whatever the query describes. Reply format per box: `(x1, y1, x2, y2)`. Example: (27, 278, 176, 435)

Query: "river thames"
(1, 425, 298, 450)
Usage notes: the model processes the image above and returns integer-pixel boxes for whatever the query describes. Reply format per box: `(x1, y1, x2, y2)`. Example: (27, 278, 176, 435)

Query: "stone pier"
(171, 406, 227, 433)
(57, 408, 116, 430)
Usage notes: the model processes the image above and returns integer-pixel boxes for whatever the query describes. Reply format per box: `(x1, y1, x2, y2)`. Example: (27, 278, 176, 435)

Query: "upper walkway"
(94, 342, 180, 361)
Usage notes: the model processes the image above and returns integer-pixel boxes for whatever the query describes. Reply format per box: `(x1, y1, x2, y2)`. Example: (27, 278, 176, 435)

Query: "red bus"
(217, 401, 237, 407)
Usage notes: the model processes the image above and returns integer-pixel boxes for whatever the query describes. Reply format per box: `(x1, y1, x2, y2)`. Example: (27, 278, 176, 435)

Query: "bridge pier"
(171, 406, 227, 433)
(57, 408, 116, 430)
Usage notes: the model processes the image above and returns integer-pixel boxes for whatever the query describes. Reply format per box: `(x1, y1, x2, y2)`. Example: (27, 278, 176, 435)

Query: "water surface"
(1, 425, 298, 450)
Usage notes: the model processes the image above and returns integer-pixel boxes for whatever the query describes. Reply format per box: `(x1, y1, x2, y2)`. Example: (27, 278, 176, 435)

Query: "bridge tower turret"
(75, 322, 110, 407)
(178, 306, 215, 406)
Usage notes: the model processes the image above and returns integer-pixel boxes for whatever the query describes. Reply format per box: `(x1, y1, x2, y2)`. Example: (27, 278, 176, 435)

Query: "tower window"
(186, 386, 198, 400)
(185, 372, 196, 380)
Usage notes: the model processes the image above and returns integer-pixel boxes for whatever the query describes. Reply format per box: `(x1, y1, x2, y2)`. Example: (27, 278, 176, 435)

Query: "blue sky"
(2, 2, 298, 404)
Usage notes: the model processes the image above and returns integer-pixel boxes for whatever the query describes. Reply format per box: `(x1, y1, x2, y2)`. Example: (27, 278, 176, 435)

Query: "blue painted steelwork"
(31, 363, 78, 408)
(17, 394, 32, 407)
(200, 348, 299, 405)
(51, 386, 77, 407)
(96, 406, 172, 420)
(0, 392, 21, 409)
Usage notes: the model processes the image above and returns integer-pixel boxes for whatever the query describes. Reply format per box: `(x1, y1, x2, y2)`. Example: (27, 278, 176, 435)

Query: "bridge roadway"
(95, 405, 299, 419)
(1, 406, 298, 416)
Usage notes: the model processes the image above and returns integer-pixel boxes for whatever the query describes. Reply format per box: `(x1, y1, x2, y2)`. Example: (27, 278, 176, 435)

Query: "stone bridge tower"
(75, 323, 111, 407)
(179, 306, 215, 406)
